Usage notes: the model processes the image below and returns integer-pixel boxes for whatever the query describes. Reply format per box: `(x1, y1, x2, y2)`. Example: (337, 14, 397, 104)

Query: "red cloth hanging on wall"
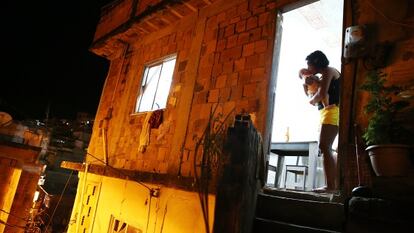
(149, 109, 163, 129)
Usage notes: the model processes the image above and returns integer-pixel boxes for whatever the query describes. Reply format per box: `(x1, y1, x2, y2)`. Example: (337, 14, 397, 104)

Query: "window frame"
(108, 215, 142, 233)
(135, 55, 177, 113)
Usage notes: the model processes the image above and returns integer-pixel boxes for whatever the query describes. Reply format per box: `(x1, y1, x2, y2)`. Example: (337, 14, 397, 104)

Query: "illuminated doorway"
(268, 0, 344, 190)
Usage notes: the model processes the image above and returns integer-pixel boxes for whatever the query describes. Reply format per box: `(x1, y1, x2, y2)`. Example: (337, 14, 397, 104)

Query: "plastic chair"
(284, 165, 308, 190)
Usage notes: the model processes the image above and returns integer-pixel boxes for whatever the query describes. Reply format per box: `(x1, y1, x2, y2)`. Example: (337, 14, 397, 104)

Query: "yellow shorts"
(320, 105, 339, 126)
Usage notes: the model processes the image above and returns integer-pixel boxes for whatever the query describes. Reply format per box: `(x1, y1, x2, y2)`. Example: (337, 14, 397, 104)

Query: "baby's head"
(299, 68, 313, 79)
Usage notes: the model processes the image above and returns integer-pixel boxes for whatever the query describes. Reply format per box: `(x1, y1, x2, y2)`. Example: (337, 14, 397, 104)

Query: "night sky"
(1, 0, 114, 120)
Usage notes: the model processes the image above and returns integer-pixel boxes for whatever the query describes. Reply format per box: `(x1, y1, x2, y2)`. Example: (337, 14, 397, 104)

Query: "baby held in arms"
(299, 68, 330, 108)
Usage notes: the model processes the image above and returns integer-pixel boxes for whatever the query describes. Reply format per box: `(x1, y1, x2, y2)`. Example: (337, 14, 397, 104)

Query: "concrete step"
(256, 193, 345, 232)
(346, 196, 414, 233)
(371, 176, 414, 201)
(253, 217, 342, 233)
(263, 187, 343, 202)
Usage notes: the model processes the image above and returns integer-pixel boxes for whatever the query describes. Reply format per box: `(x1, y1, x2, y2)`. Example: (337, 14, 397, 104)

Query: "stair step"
(256, 193, 345, 231)
(347, 196, 414, 233)
(372, 176, 414, 201)
(263, 187, 341, 202)
(254, 217, 343, 233)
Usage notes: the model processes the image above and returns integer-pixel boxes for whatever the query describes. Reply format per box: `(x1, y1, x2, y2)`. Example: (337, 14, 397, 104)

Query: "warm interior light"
(33, 191, 40, 202)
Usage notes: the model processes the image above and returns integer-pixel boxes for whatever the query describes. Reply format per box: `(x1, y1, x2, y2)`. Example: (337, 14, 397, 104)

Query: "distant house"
(0, 112, 94, 233)
(63, 0, 414, 233)
(0, 114, 46, 233)
(38, 113, 94, 232)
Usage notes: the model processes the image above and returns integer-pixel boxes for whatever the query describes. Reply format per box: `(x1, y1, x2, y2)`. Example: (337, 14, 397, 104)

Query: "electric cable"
(145, 195, 152, 233)
(152, 195, 161, 233)
(0, 219, 26, 229)
(0, 209, 27, 221)
(86, 152, 153, 192)
(366, 0, 414, 29)
(44, 170, 74, 231)
(159, 204, 167, 233)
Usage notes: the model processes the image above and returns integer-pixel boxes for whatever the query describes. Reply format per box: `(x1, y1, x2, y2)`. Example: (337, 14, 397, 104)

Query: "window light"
(135, 55, 176, 112)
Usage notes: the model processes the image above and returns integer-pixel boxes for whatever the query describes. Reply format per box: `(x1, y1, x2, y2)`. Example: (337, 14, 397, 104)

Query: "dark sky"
(1, 0, 114, 120)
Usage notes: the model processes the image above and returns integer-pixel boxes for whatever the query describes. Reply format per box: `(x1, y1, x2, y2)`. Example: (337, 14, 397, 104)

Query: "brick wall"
(87, 23, 195, 174)
(180, 0, 277, 177)
(88, 0, 414, 194)
(87, 0, 280, 180)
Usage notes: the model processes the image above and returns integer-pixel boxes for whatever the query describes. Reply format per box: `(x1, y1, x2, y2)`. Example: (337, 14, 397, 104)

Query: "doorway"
(267, 0, 344, 190)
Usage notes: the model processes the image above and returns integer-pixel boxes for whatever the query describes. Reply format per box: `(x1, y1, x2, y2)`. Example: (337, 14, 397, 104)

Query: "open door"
(267, 0, 344, 192)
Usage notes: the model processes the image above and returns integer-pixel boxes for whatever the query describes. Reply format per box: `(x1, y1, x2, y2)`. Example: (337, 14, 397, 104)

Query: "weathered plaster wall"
(67, 172, 215, 233)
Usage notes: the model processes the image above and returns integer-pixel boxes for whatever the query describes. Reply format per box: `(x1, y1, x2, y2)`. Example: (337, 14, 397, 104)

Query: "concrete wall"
(67, 172, 215, 233)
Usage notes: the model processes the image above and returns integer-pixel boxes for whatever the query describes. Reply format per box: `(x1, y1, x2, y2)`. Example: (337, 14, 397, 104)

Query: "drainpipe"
(102, 116, 110, 165)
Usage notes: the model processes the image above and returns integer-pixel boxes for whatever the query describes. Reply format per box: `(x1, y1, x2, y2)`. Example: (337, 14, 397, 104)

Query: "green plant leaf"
(360, 69, 411, 145)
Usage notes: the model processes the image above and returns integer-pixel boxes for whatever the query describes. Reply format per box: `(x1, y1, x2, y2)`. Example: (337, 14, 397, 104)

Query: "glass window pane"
(153, 58, 176, 110)
(137, 64, 162, 112)
(135, 56, 176, 113)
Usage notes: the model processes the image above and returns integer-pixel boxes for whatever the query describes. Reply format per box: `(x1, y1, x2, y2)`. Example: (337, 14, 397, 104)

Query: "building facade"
(0, 116, 46, 233)
(65, 0, 414, 232)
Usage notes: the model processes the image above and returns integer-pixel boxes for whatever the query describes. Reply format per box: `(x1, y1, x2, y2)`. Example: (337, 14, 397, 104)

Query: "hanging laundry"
(149, 109, 163, 129)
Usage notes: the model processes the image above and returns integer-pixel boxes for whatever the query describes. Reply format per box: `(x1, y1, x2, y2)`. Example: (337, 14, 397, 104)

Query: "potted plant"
(360, 69, 413, 176)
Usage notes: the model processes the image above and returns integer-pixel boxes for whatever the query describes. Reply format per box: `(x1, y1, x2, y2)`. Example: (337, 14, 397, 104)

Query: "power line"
(0, 209, 27, 221)
(86, 152, 153, 192)
(367, 0, 414, 29)
(45, 170, 74, 231)
(0, 219, 26, 229)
